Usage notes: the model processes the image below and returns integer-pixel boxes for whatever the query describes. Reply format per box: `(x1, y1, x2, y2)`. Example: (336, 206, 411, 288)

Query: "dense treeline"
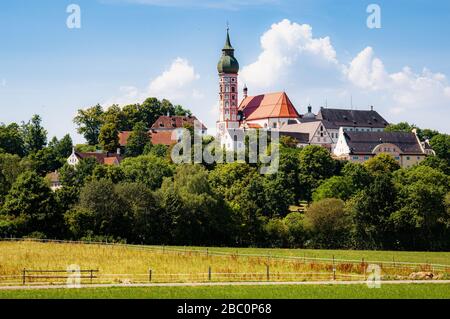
(0, 104, 449, 251)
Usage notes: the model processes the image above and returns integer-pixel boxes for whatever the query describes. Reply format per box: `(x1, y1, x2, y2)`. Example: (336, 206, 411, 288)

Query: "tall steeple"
(217, 27, 240, 148)
(217, 28, 239, 74)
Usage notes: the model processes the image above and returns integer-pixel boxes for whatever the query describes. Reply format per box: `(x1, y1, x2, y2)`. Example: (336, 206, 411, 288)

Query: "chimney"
(370, 105, 374, 111)
(308, 105, 312, 113)
(243, 85, 248, 99)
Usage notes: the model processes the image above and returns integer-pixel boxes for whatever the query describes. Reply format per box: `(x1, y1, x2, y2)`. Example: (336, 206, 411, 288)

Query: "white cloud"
(346, 47, 450, 115)
(148, 57, 200, 100)
(346, 47, 388, 90)
(240, 19, 339, 89)
(106, 57, 202, 106)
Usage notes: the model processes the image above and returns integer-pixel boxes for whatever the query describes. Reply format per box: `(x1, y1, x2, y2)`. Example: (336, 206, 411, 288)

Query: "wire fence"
(0, 237, 449, 287)
(1, 237, 449, 270)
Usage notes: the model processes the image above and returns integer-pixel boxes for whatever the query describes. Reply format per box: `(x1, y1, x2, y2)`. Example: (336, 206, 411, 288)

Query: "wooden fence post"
(22, 269, 26, 285)
(149, 269, 152, 282)
(362, 258, 366, 277)
(90, 270, 93, 284)
(266, 265, 270, 281)
(208, 266, 212, 281)
(332, 255, 336, 280)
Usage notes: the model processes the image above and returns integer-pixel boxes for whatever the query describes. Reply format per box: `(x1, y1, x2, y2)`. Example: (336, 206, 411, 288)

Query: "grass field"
(0, 284, 449, 299)
(179, 246, 450, 265)
(1, 241, 449, 287)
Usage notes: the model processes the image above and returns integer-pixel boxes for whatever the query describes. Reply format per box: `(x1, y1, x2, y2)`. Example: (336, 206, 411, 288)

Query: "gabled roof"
(104, 157, 120, 166)
(344, 131, 423, 154)
(317, 108, 389, 129)
(278, 132, 310, 144)
(151, 116, 207, 130)
(151, 131, 177, 146)
(239, 92, 301, 121)
(280, 121, 323, 137)
(75, 152, 122, 165)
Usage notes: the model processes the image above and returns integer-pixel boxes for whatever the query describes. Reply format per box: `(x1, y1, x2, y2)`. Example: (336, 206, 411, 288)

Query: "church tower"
(217, 28, 240, 149)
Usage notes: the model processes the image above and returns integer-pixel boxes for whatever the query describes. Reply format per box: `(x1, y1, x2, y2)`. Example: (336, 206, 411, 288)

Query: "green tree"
(125, 122, 151, 157)
(0, 123, 25, 156)
(49, 134, 73, 160)
(349, 174, 397, 249)
(99, 123, 119, 153)
(74, 105, 104, 145)
(342, 162, 373, 189)
(102, 105, 128, 131)
(264, 218, 288, 247)
(419, 155, 449, 175)
(27, 147, 60, 174)
(430, 134, 450, 164)
(305, 198, 351, 249)
(283, 212, 307, 248)
(365, 153, 400, 175)
(385, 122, 416, 133)
(92, 165, 125, 184)
(115, 182, 164, 244)
(158, 165, 232, 245)
(298, 145, 338, 201)
(312, 176, 353, 202)
(22, 115, 47, 154)
(1, 171, 59, 237)
(0, 153, 29, 194)
(391, 166, 450, 250)
(121, 155, 174, 190)
(313, 163, 373, 202)
(145, 144, 168, 158)
(59, 158, 98, 188)
(75, 179, 131, 239)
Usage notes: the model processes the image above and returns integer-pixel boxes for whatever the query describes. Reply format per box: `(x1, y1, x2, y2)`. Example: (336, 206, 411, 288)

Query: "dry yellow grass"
(0, 241, 447, 285)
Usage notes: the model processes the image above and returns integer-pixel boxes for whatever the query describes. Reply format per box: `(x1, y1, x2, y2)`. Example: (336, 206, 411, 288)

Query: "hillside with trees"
(0, 102, 449, 251)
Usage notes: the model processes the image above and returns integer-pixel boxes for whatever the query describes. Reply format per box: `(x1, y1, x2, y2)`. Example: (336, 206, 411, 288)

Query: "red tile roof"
(150, 131, 177, 146)
(246, 123, 263, 129)
(118, 131, 132, 147)
(75, 152, 122, 165)
(104, 157, 120, 166)
(239, 92, 300, 121)
(118, 131, 152, 147)
(151, 115, 207, 130)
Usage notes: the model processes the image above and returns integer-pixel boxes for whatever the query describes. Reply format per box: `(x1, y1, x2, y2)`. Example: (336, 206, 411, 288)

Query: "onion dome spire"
(217, 27, 240, 74)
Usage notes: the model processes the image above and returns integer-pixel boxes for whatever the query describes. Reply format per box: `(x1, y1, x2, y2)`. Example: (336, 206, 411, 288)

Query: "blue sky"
(0, 0, 449, 143)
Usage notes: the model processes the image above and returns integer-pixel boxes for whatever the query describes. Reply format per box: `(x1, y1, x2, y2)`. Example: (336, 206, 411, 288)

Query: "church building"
(216, 29, 301, 150)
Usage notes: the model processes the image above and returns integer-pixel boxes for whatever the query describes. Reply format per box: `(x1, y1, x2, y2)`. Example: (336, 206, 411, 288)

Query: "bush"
(305, 198, 351, 249)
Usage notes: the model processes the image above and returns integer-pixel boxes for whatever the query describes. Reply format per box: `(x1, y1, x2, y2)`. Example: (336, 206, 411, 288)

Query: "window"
(406, 156, 410, 160)
(231, 87, 235, 93)
(364, 156, 369, 160)
(353, 156, 359, 160)
(395, 156, 400, 160)
(273, 122, 277, 128)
